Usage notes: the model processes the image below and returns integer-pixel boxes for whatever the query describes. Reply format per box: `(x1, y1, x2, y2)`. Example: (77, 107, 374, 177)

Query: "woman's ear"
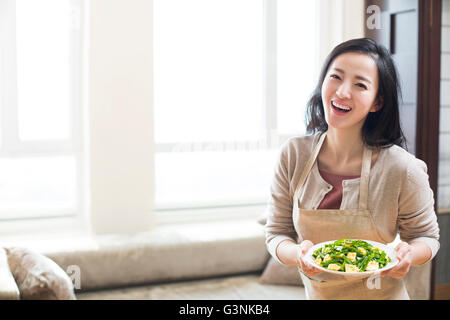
(370, 96, 383, 112)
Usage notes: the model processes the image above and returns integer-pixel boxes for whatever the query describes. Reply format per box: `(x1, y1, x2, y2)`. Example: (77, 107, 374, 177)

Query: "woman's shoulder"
(380, 144, 428, 177)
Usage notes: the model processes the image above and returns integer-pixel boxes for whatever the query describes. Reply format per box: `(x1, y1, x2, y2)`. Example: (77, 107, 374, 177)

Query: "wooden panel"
(416, 0, 441, 210)
(365, 0, 387, 42)
(435, 283, 450, 299)
(419, 0, 443, 301)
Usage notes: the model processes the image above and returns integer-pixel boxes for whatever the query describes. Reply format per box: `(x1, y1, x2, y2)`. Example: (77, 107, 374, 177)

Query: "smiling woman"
(265, 38, 440, 300)
(322, 53, 382, 129)
(319, 52, 384, 177)
(306, 38, 405, 149)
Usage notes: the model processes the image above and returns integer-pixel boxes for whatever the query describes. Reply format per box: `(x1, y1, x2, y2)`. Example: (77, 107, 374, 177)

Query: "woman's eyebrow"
(332, 68, 372, 84)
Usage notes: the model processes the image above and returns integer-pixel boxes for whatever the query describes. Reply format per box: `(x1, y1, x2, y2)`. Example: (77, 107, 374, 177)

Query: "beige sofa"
(0, 220, 306, 300)
(51, 220, 306, 300)
(0, 219, 432, 300)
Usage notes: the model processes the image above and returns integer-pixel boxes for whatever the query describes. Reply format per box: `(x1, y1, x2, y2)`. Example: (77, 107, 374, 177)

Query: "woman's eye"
(330, 74, 341, 80)
(356, 83, 367, 89)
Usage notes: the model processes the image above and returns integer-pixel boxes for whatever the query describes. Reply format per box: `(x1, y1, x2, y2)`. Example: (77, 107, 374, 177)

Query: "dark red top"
(317, 169, 360, 210)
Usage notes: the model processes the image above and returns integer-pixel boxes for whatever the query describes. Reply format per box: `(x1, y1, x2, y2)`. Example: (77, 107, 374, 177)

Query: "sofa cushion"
(257, 213, 303, 286)
(5, 247, 76, 300)
(259, 257, 303, 286)
(0, 248, 20, 300)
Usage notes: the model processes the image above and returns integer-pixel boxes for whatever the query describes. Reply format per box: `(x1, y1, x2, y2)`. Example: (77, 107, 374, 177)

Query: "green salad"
(312, 239, 391, 272)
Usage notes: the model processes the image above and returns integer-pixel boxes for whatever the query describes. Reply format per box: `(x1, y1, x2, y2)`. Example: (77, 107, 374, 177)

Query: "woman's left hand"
(380, 241, 412, 279)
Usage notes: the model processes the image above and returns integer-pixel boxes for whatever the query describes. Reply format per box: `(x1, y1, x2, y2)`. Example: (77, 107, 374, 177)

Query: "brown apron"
(294, 131, 409, 300)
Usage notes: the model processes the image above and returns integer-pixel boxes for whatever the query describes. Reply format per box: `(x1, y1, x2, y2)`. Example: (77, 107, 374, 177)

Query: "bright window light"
(153, 0, 318, 210)
(277, 0, 317, 134)
(155, 150, 278, 208)
(0, 156, 77, 219)
(154, 0, 264, 143)
(15, 0, 72, 141)
(0, 0, 80, 221)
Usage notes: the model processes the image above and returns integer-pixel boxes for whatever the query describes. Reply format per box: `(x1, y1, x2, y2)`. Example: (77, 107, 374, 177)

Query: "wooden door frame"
(365, 0, 442, 300)
(417, 0, 441, 301)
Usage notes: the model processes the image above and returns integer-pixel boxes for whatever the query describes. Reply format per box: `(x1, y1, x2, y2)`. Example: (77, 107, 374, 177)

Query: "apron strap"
(358, 145, 372, 210)
(294, 132, 327, 196)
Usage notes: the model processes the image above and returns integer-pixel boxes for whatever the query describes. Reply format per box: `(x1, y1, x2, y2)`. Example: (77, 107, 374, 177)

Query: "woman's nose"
(336, 82, 352, 99)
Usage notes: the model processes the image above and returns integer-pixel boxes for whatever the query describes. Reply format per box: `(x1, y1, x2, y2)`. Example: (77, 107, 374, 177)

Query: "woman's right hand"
(297, 240, 323, 278)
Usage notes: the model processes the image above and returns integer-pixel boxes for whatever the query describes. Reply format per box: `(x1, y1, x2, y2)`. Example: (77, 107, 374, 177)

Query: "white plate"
(304, 239, 399, 279)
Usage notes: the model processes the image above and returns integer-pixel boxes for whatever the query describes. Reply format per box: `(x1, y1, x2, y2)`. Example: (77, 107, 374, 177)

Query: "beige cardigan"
(265, 132, 440, 264)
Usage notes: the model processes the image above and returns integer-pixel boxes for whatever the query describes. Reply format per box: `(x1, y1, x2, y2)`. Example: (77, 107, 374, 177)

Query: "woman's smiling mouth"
(331, 100, 352, 114)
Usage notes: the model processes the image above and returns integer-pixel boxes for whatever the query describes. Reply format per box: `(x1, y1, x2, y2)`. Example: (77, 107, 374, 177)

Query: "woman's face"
(321, 52, 381, 131)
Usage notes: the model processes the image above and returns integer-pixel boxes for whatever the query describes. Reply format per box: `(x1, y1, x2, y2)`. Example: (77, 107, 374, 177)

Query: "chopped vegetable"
(312, 239, 391, 273)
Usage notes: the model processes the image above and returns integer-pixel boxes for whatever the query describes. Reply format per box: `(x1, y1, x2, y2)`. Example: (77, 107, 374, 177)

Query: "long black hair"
(305, 38, 406, 149)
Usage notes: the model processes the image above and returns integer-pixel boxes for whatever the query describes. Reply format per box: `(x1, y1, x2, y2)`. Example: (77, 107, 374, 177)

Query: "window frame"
(0, 0, 366, 236)
(153, 0, 319, 216)
(0, 0, 86, 231)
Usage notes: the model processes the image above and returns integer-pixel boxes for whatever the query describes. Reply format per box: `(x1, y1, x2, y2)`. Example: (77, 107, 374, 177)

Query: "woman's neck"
(322, 127, 365, 165)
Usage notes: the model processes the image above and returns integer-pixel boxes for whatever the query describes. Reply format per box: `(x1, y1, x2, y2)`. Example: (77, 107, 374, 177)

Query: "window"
(0, 0, 82, 221)
(153, 0, 318, 211)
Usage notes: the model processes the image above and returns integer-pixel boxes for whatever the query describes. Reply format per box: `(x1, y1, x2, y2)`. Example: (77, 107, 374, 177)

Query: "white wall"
(88, 0, 155, 234)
